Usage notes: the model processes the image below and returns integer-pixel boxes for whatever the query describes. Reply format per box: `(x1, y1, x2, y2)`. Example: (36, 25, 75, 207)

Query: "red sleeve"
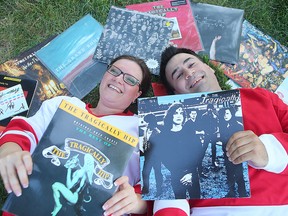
(240, 88, 288, 174)
(2, 211, 14, 216)
(0, 118, 37, 151)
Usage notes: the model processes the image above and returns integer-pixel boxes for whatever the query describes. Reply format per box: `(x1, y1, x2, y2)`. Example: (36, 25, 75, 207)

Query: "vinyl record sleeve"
(0, 36, 71, 116)
(36, 14, 106, 98)
(93, 6, 173, 75)
(191, 2, 244, 64)
(126, 0, 203, 51)
(216, 20, 287, 92)
(138, 89, 250, 200)
(2, 100, 138, 216)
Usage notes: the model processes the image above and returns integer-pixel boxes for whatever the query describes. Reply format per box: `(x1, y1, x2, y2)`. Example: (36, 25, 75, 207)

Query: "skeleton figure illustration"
(51, 154, 94, 216)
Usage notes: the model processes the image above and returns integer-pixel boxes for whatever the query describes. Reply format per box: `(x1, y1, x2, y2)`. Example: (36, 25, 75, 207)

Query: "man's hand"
(102, 176, 146, 216)
(0, 142, 33, 197)
(226, 130, 268, 167)
(180, 173, 192, 186)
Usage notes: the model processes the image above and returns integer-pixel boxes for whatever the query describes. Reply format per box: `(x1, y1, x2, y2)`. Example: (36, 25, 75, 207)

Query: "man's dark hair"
(144, 113, 158, 128)
(160, 46, 202, 94)
(159, 46, 231, 94)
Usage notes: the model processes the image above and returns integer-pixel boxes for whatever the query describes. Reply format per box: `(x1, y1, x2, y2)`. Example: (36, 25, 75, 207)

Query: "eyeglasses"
(107, 64, 140, 87)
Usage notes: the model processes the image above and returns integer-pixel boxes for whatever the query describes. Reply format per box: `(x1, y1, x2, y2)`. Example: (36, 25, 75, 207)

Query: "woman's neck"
(171, 124, 182, 132)
(91, 103, 124, 116)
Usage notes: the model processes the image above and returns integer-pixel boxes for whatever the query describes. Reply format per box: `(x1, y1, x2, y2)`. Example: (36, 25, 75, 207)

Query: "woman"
(156, 102, 201, 199)
(150, 102, 199, 216)
(0, 55, 151, 216)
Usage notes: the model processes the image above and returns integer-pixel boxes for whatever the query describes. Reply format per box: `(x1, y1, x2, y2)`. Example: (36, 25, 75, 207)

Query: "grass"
(0, 0, 286, 64)
(0, 0, 287, 210)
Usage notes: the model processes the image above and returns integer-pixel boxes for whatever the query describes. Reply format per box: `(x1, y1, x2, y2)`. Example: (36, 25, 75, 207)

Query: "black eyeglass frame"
(106, 64, 141, 87)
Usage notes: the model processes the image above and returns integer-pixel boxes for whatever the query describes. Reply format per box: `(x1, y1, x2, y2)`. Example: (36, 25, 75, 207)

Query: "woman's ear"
(132, 90, 142, 104)
(137, 90, 142, 98)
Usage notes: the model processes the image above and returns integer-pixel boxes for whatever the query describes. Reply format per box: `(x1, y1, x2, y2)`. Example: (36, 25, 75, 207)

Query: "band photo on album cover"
(138, 89, 251, 200)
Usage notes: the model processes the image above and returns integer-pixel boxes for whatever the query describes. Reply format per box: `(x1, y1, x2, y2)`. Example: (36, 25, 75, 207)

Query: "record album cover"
(0, 75, 38, 130)
(216, 20, 288, 91)
(126, 0, 203, 51)
(138, 89, 250, 200)
(0, 37, 70, 116)
(191, 2, 244, 64)
(36, 14, 106, 98)
(93, 6, 173, 75)
(3, 100, 138, 216)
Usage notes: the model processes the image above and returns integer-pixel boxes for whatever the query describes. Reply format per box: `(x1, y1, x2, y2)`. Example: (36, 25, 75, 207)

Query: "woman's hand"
(0, 142, 33, 197)
(102, 176, 146, 216)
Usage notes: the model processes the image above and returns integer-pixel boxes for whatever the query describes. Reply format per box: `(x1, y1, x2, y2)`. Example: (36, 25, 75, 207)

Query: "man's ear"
(208, 65, 216, 74)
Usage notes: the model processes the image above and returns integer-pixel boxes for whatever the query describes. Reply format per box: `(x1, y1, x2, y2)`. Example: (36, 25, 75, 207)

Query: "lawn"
(0, 0, 287, 211)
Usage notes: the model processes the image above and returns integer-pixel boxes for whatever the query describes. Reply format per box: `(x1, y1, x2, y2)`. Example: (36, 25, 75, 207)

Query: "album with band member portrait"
(2, 100, 138, 216)
(138, 89, 250, 200)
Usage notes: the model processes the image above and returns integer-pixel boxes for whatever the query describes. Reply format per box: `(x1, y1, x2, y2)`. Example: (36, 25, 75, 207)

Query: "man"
(141, 113, 163, 196)
(200, 103, 219, 169)
(184, 108, 215, 178)
(152, 46, 288, 216)
(188, 109, 197, 122)
(157, 102, 201, 199)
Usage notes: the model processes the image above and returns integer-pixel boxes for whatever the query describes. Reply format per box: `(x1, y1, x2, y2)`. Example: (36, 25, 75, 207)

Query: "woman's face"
(99, 59, 142, 111)
(173, 107, 184, 125)
(224, 109, 232, 121)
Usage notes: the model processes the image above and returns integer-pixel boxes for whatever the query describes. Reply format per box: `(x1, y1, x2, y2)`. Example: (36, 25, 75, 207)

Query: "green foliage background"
(0, 0, 287, 209)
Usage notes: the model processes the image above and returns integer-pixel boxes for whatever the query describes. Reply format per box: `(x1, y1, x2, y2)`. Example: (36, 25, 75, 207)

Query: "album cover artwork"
(138, 90, 250, 200)
(2, 100, 138, 216)
(93, 6, 173, 75)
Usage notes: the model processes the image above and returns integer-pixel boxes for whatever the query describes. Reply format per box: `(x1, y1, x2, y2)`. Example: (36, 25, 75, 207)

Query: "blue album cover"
(36, 14, 105, 98)
(138, 89, 251, 200)
(93, 6, 173, 75)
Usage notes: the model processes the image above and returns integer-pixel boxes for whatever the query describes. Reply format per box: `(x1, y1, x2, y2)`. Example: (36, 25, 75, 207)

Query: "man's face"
(190, 110, 197, 120)
(165, 53, 221, 94)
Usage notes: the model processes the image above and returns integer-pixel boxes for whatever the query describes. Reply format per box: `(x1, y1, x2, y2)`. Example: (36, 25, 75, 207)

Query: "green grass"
(0, 0, 287, 210)
(0, 0, 286, 64)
